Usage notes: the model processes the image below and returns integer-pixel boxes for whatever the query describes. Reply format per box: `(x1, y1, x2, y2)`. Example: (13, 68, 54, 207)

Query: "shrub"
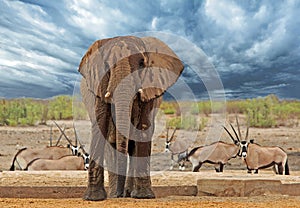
(166, 114, 204, 131)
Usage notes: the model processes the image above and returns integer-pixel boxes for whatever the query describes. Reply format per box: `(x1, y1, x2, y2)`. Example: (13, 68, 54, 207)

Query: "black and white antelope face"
(164, 128, 177, 153)
(71, 145, 80, 156)
(239, 141, 249, 158)
(82, 153, 90, 170)
(223, 116, 250, 158)
(164, 141, 170, 152)
(239, 139, 255, 158)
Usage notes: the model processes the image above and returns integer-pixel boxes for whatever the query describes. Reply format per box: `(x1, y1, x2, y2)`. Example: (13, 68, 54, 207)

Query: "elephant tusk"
(138, 89, 143, 94)
(142, 124, 148, 130)
(105, 92, 111, 98)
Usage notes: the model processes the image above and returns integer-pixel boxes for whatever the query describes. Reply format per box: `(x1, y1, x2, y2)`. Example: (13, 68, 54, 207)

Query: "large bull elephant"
(78, 36, 184, 201)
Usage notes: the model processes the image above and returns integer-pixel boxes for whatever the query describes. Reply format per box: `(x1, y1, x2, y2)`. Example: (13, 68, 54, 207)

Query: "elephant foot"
(124, 186, 133, 197)
(108, 171, 118, 198)
(83, 186, 107, 201)
(131, 187, 155, 199)
(84, 160, 106, 201)
(124, 176, 134, 197)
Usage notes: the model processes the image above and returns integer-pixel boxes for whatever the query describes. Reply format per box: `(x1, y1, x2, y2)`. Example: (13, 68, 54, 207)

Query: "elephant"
(78, 35, 184, 201)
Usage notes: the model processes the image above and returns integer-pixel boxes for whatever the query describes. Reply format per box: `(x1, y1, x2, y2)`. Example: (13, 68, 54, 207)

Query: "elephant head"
(79, 35, 183, 147)
(79, 35, 184, 199)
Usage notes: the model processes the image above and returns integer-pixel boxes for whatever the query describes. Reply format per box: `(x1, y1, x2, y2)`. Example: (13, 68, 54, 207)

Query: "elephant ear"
(78, 36, 145, 99)
(78, 38, 113, 98)
(139, 37, 184, 102)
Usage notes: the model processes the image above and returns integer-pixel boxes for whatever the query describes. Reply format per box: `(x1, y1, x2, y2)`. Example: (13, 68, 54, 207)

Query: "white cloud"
(204, 0, 246, 31)
(0, 0, 299, 99)
(151, 17, 158, 30)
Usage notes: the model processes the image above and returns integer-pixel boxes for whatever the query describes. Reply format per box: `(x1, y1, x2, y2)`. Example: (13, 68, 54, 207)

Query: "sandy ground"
(1, 117, 299, 172)
(1, 116, 300, 207)
(1, 196, 300, 208)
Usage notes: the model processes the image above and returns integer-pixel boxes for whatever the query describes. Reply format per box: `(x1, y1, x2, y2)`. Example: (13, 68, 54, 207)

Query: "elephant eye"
(139, 59, 144, 68)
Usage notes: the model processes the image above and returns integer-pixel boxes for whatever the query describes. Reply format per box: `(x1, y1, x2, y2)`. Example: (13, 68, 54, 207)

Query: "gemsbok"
(164, 128, 189, 170)
(54, 120, 90, 170)
(223, 117, 289, 175)
(25, 153, 90, 170)
(10, 145, 77, 171)
(186, 139, 240, 172)
(10, 122, 80, 171)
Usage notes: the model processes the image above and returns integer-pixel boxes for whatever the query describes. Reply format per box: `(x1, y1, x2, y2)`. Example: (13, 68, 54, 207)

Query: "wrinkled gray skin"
(79, 36, 184, 201)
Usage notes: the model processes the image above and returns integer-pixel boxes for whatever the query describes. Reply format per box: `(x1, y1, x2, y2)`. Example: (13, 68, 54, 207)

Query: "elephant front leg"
(131, 141, 155, 199)
(124, 140, 135, 197)
(83, 159, 106, 201)
(116, 132, 128, 197)
(106, 142, 118, 198)
(130, 98, 161, 199)
(83, 98, 110, 201)
(83, 122, 107, 201)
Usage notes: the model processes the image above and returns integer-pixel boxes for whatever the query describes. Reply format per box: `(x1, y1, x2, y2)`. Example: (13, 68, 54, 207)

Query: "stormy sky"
(0, 0, 299, 100)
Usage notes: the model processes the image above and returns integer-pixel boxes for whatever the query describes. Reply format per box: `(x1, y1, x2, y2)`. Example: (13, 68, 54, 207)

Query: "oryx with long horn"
(73, 123, 90, 170)
(53, 120, 80, 156)
(223, 116, 289, 175)
(10, 145, 75, 171)
(54, 120, 90, 170)
(10, 121, 79, 171)
(164, 128, 188, 170)
(186, 137, 240, 172)
(25, 153, 90, 171)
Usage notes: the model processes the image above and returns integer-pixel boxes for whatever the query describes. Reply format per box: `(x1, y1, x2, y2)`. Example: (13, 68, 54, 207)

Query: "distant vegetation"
(0, 94, 299, 129)
(159, 94, 300, 129)
(0, 95, 85, 126)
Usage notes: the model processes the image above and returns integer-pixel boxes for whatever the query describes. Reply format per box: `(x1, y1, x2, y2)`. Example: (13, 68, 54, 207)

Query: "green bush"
(48, 95, 73, 120)
(0, 95, 74, 126)
(0, 94, 299, 127)
(167, 115, 202, 131)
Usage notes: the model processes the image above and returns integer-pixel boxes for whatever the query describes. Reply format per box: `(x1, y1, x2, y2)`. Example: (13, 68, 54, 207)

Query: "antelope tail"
(285, 159, 290, 175)
(10, 147, 27, 171)
(24, 158, 40, 171)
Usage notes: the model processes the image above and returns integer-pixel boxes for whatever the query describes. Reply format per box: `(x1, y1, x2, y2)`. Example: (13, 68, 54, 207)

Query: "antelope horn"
(169, 128, 177, 142)
(55, 126, 65, 146)
(223, 125, 236, 143)
(73, 124, 87, 154)
(245, 117, 250, 141)
(49, 125, 53, 147)
(230, 123, 240, 142)
(53, 120, 74, 146)
(166, 127, 169, 142)
(73, 123, 78, 146)
(235, 115, 242, 141)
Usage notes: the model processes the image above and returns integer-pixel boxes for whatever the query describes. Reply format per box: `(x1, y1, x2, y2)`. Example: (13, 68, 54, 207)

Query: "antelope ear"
(139, 37, 184, 102)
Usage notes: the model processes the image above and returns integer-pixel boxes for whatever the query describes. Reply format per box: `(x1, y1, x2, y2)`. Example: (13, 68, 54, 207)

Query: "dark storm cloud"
(0, 0, 299, 99)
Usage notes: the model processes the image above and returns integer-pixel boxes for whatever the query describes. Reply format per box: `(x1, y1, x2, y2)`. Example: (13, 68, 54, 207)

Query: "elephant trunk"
(113, 74, 135, 197)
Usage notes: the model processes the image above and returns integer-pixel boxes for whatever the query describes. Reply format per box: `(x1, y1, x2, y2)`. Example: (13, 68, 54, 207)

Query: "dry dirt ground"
(1, 116, 300, 207)
(1, 196, 300, 208)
